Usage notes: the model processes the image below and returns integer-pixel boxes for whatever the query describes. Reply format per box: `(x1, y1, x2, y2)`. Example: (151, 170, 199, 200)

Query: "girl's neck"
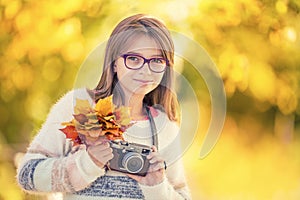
(125, 94, 147, 121)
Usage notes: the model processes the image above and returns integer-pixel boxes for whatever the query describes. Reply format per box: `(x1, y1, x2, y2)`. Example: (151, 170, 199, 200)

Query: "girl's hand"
(127, 146, 166, 186)
(86, 136, 114, 168)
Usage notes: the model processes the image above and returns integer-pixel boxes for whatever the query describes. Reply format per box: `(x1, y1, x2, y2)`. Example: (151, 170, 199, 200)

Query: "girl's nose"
(139, 62, 152, 75)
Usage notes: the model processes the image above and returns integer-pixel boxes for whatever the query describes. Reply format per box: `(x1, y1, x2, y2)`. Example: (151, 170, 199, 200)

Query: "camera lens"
(122, 152, 144, 173)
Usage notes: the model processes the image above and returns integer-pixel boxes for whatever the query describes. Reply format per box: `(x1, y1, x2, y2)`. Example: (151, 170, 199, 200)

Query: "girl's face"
(114, 35, 166, 99)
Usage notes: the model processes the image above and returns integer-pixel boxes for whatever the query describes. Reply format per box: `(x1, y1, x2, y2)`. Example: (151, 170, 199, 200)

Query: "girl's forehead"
(123, 35, 162, 54)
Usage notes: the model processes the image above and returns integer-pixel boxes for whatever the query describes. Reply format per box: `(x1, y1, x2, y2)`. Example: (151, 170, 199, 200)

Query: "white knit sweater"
(17, 88, 191, 200)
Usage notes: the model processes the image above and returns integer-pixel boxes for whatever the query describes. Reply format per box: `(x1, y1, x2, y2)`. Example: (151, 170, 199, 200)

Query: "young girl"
(17, 14, 191, 200)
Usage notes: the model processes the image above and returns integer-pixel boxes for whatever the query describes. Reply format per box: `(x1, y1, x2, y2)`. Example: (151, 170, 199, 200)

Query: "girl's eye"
(152, 58, 165, 64)
(127, 56, 140, 62)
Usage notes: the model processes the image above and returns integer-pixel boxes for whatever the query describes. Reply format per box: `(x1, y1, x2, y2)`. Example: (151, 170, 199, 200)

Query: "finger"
(145, 146, 157, 159)
(147, 151, 159, 160)
(149, 162, 165, 172)
(149, 155, 164, 164)
(147, 151, 163, 162)
(151, 146, 158, 152)
(102, 152, 114, 162)
(101, 147, 113, 157)
(86, 139, 101, 146)
(84, 136, 101, 146)
(94, 142, 111, 151)
(95, 136, 109, 143)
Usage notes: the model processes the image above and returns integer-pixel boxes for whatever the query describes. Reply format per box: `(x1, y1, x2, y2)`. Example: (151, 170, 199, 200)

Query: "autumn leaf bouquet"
(60, 95, 132, 146)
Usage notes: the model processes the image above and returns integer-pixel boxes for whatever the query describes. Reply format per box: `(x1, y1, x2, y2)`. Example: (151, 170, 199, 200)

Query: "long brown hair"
(90, 14, 180, 122)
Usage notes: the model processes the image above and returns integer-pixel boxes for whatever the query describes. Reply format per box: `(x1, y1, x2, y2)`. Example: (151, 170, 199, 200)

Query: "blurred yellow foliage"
(248, 62, 276, 102)
(4, 0, 22, 19)
(0, 0, 299, 199)
(184, 114, 300, 200)
(276, 0, 288, 14)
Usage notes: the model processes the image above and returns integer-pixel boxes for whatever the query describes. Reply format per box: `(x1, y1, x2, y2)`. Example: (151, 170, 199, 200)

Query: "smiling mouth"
(133, 79, 154, 84)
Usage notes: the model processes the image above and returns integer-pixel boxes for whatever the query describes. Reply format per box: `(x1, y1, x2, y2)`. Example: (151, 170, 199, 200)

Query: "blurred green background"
(1, 0, 300, 199)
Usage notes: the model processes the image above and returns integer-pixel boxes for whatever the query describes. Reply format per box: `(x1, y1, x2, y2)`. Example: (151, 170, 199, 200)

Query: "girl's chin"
(130, 85, 155, 95)
(120, 82, 158, 96)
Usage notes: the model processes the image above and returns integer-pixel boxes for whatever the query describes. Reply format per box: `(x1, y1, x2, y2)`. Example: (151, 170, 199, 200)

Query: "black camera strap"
(145, 106, 158, 150)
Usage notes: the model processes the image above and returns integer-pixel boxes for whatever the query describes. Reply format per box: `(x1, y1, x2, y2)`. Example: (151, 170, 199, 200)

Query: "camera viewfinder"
(142, 149, 151, 154)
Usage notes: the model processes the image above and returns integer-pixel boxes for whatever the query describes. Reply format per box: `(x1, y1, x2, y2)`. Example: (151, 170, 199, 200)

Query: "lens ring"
(122, 152, 144, 173)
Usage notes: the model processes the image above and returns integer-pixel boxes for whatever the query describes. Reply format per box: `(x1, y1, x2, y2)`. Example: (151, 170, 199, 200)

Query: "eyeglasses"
(121, 54, 168, 73)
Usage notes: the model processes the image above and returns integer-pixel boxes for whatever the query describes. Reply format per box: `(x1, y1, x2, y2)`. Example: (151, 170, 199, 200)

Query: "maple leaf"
(103, 115, 115, 121)
(101, 119, 115, 129)
(73, 114, 88, 124)
(74, 99, 93, 115)
(94, 95, 114, 116)
(86, 113, 99, 123)
(103, 128, 121, 136)
(59, 126, 81, 145)
(83, 123, 102, 130)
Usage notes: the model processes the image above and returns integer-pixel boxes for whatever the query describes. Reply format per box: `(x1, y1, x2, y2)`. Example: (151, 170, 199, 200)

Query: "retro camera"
(108, 140, 152, 176)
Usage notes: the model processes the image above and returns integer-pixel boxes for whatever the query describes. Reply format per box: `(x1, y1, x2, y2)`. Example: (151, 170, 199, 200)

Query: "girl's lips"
(134, 79, 154, 84)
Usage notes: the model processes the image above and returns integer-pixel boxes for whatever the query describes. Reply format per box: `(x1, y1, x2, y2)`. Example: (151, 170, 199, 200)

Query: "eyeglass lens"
(124, 54, 167, 73)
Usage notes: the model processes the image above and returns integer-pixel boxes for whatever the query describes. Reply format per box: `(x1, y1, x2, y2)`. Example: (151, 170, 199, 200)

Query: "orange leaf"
(59, 126, 79, 140)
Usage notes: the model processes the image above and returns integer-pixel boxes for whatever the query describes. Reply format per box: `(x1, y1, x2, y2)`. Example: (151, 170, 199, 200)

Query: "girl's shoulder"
(47, 88, 94, 117)
(68, 87, 93, 100)
(57, 88, 94, 106)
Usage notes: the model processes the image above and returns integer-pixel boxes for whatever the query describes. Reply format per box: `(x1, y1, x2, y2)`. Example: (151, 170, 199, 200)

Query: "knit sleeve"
(16, 89, 105, 193)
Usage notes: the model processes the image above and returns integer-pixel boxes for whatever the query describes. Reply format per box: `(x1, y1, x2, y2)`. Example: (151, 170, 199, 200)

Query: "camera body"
(109, 140, 152, 176)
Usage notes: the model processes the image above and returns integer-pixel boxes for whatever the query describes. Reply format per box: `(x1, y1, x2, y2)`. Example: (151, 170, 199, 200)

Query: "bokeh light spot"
(61, 40, 85, 62)
(25, 92, 51, 121)
(4, 0, 22, 19)
(15, 9, 32, 31)
(249, 62, 276, 102)
(276, 0, 288, 14)
(283, 26, 297, 42)
(42, 57, 63, 82)
(11, 64, 34, 91)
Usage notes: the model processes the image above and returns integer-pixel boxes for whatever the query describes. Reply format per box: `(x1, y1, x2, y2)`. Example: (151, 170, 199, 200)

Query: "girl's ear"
(113, 65, 117, 72)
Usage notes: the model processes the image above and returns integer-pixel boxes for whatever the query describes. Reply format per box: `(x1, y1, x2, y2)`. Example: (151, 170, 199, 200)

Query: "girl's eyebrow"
(126, 51, 163, 57)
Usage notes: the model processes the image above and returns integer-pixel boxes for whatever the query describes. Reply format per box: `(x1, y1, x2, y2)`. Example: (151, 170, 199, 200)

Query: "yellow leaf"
(114, 106, 131, 126)
(74, 99, 93, 114)
(94, 95, 114, 116)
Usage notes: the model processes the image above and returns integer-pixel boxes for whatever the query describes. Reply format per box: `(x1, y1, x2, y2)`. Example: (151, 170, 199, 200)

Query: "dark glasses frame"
(121, 54, 169, 73)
